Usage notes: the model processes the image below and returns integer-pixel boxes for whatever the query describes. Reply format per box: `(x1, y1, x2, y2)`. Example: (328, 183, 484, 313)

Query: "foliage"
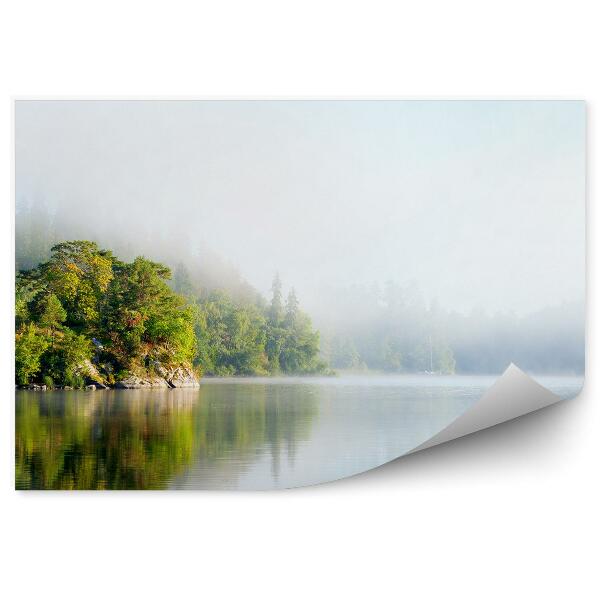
(45, 330, 93, 385)
(40, 240, 114, 329)
(194, 291, 268, 376)
(15, 242, 200, 386)
(192, 277, 325, 376)
(102, 257, 196, 370)
(63, 374, 85, 389)
(264, 280, 325, 375)
(15, 274, 44, 329)
(269, 273, 283, 324)
(15, 239, 328, 385)
(35, 293, 67, 331)
(15, 324, 50, 385)
(15, 203, 585, 376)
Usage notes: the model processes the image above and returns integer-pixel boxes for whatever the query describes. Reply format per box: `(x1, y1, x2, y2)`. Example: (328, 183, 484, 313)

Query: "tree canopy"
(15, 240, 328, 386)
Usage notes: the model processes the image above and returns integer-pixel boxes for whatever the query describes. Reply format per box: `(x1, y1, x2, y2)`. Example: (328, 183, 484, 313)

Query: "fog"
(15, 100, 585, 373)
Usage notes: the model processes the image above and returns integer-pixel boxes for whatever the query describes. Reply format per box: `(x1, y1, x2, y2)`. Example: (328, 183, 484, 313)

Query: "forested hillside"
(15, 241, 326, 388)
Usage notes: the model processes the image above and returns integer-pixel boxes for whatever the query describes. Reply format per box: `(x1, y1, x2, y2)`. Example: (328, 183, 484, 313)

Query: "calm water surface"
(15, 374, 582, 490)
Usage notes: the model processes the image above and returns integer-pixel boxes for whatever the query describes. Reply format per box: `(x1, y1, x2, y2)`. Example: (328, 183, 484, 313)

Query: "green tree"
(279, 312, 323, 374)
(265, 326, 285, 374)
(40, 241, 114, 330)
(193, 291, 268, 375)
(15, 324, 50, 385)
(36, 293, 67, 331)
(15, 238, 329, 384)
(102, 256, 195, 370)
(266, 277, 325, 375)
(44, 330, 93, 385)
(284, 288, 299, 328)
(269, 273, 283, 325)
(15, 274, 43, 329)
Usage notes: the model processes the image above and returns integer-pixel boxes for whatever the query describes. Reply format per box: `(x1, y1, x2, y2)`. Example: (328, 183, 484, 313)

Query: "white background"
(0, 2, 597, 599)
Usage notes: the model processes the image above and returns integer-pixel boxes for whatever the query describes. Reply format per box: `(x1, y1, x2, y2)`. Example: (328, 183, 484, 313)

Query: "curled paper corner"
(408, 363, 562, 455)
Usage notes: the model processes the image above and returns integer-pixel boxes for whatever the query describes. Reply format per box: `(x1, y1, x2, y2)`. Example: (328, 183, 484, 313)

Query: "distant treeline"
(317, 283, 584, 375)
(15, 240, 326, 387)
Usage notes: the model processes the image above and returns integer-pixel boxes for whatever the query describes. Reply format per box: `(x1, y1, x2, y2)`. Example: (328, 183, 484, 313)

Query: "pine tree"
(269, 273, 283, 325)
(284, 288, 299, 328)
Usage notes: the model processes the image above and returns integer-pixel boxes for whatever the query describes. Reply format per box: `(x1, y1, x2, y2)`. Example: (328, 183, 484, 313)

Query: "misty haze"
(14, 100, 585, 489)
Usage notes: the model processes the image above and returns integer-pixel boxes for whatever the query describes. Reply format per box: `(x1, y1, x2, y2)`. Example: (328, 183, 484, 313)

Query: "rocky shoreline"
(18, 363, 200, 390)
(114, 365, 200, 389)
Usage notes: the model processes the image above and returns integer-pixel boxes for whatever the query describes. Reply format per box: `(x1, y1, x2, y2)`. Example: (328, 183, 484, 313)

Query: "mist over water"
(15, 100, 585, 375)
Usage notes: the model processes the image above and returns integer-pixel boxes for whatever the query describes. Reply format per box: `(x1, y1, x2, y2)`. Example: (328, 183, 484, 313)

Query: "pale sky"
(15, 100, 585, 315)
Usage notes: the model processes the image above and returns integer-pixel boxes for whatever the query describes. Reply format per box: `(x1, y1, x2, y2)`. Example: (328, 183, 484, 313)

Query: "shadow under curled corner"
(409, 363, 565, 453)
(333, 363, 583, 489)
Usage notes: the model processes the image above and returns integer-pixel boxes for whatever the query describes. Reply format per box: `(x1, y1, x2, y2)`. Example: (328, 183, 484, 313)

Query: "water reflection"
(16, 391, 198, 489)
(15, 383, 318, 490)
(15, 375, 583, 490)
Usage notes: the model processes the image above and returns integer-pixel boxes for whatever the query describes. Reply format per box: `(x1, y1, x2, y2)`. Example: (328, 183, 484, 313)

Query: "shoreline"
(16, 370, 585, 392)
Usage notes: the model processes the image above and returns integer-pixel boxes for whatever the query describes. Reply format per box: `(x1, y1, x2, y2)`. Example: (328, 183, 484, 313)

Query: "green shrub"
(43, 329, 93, 386)
(63, 373, 85, 389)
(15, 324, 50, 385)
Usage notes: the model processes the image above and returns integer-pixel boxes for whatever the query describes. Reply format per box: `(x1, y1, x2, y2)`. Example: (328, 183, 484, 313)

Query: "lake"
(15, 374, 583, 490)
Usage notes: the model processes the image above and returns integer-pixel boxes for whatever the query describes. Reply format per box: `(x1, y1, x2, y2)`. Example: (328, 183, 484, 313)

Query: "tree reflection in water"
(15, 384, 318, 490)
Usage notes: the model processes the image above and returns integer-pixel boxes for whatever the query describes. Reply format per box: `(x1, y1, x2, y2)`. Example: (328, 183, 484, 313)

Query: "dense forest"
(15, 240, 326, 388)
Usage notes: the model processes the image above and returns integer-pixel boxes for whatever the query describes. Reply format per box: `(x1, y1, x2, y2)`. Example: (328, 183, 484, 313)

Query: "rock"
(74, 359, 108, 388)
(164, 365, 200, 388)
(114, 375, 170, 389)
(147, 361, 200, 388)
(63, 386, 73, 390)
(113, 363, 199, 389)
(152, 362, 169, 379)
(85, 385, 96, 390)
(90, 381, 109, 389)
